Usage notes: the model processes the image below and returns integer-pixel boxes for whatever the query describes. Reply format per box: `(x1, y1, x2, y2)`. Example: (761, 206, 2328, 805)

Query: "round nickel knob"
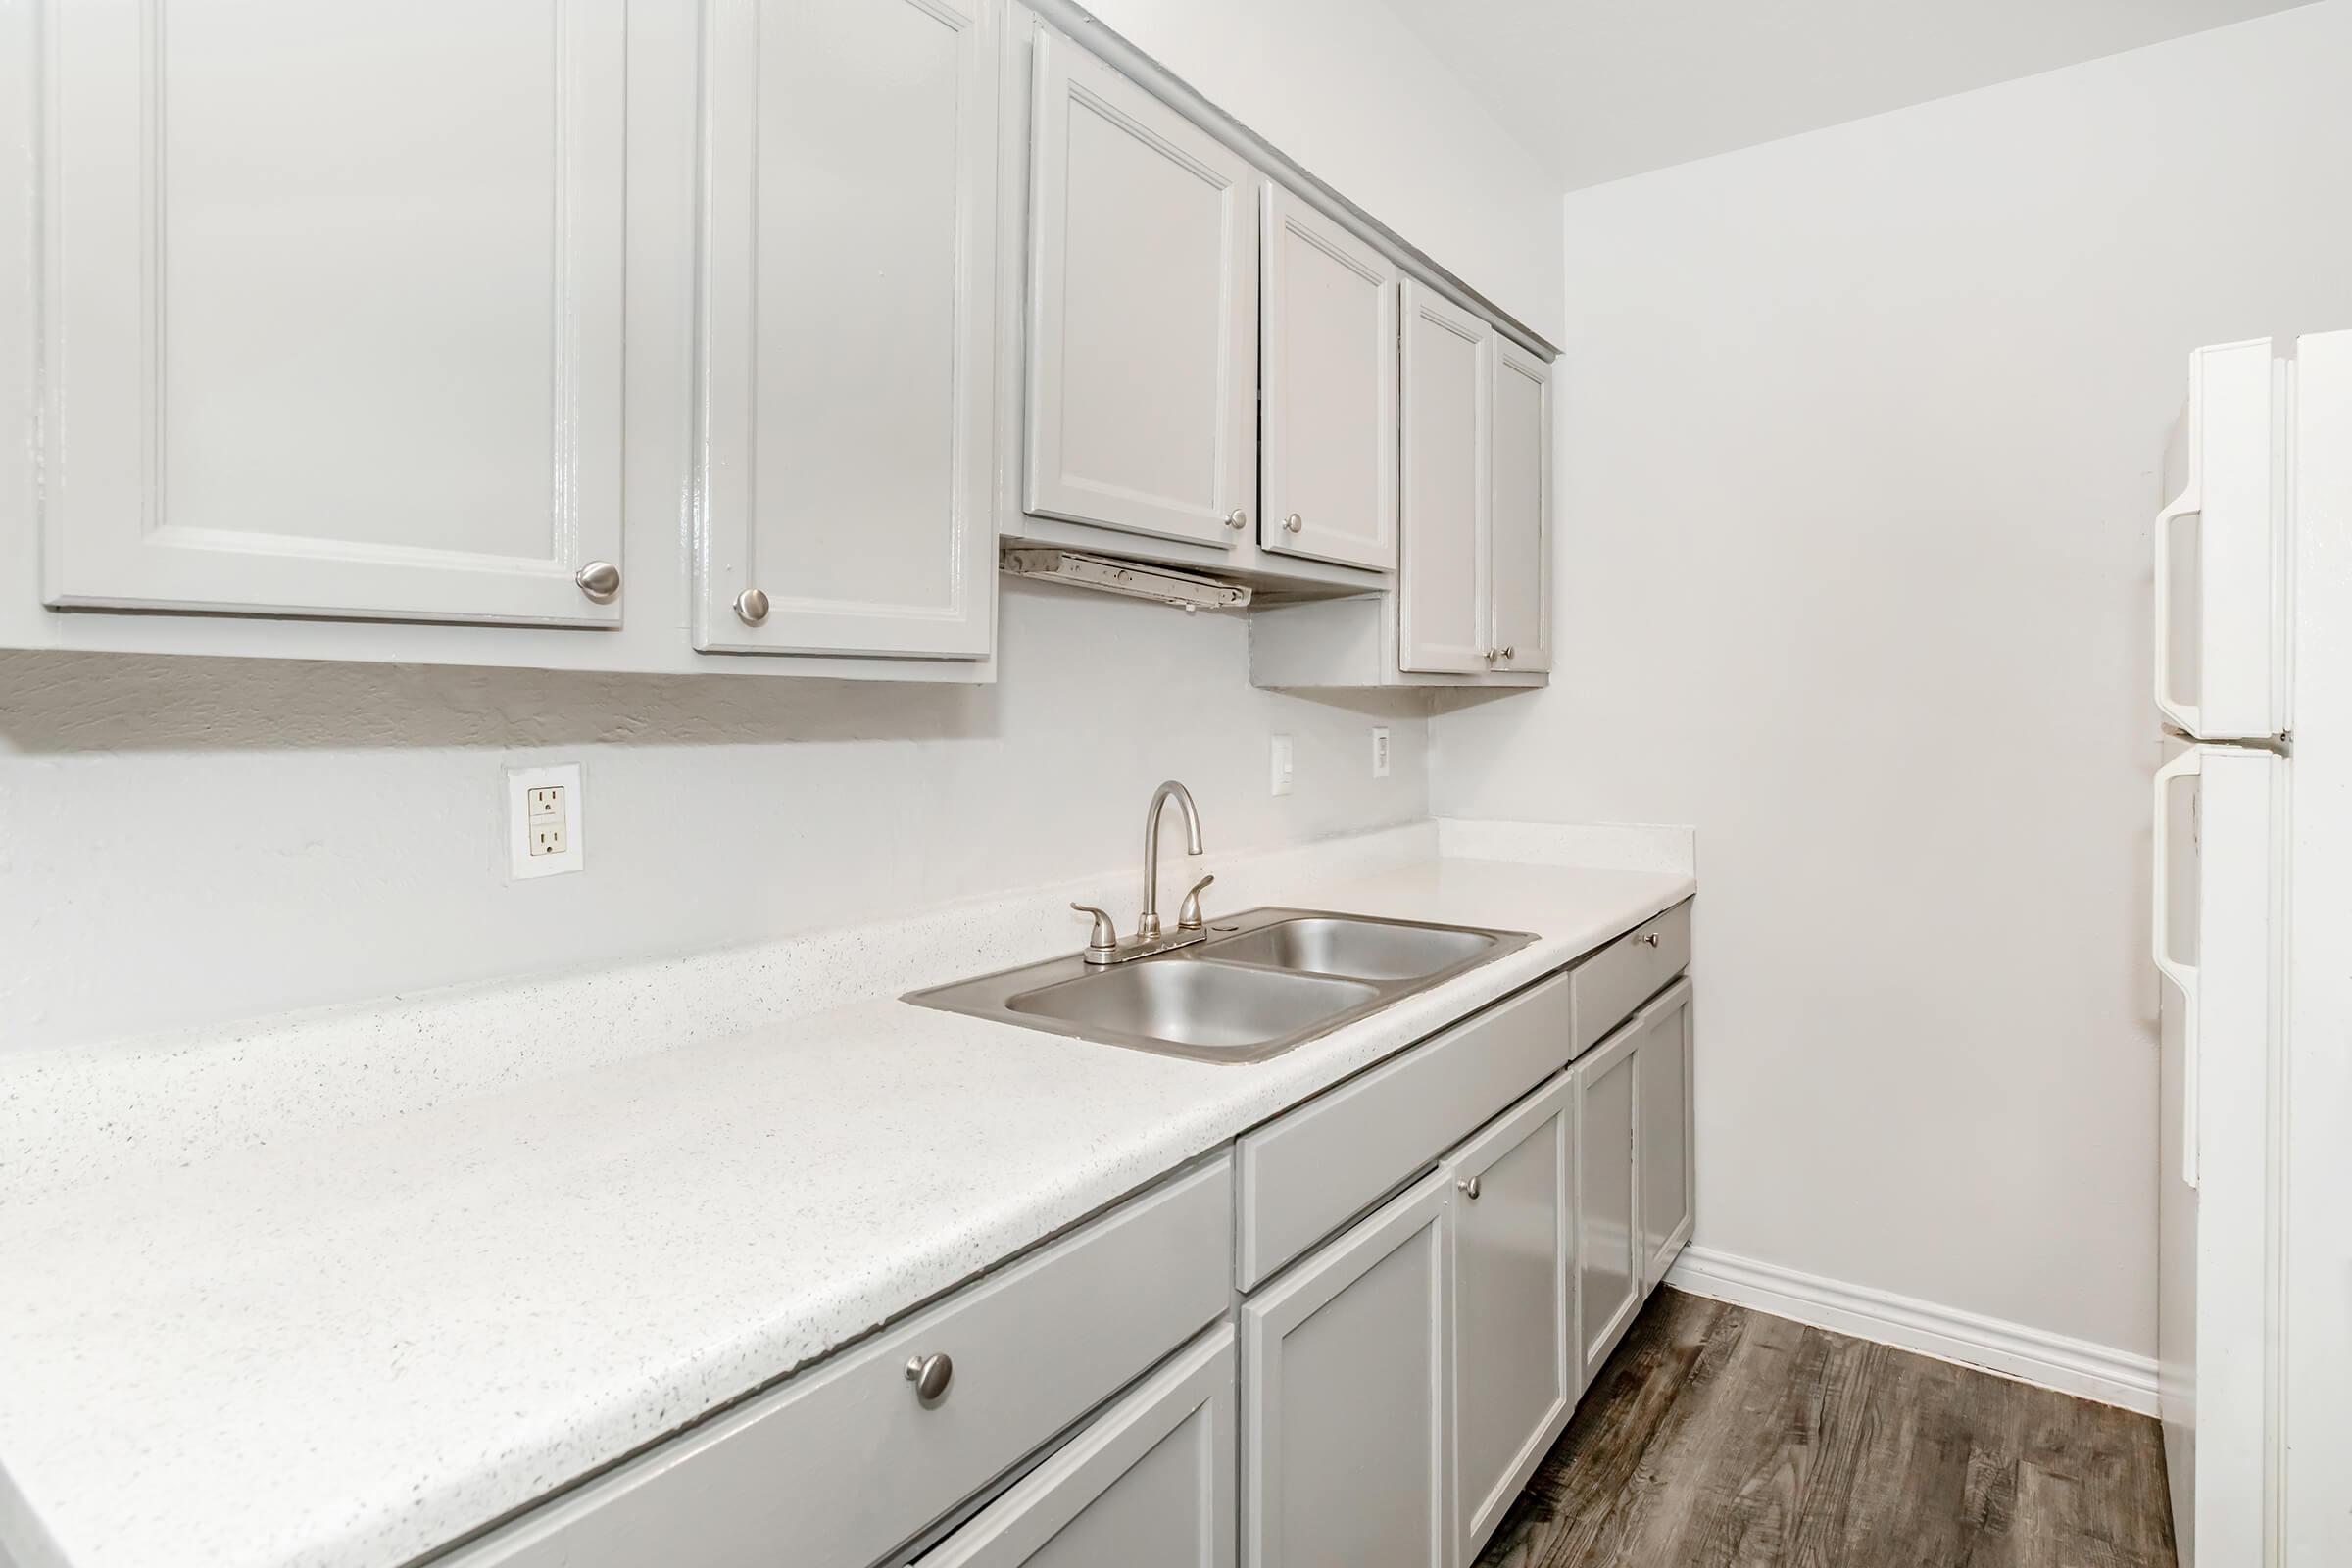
(574, 561, 621, 603)
(1640, 931, 1661, 947)
(734, 587, 771, 626)
(1284, 513, 1303, 533)
(1458, 1175, 1482, 1200)
(905, 1352, 954, 1403)
(1226, 509, 1250, 530)
(1499, 646, 1516, 660)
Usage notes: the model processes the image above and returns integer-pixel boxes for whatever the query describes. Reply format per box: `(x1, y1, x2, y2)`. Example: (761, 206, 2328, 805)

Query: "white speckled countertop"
(0, 832, 1693, 1568)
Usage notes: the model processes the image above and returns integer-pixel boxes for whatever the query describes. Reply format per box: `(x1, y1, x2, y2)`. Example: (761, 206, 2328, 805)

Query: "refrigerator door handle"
(2153, 746, 2203, 1187)
(2153, 491, 2203, 735)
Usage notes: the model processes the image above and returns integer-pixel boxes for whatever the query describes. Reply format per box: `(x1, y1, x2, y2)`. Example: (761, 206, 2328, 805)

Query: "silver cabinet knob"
(575, 561, 622, 603)
(905, 1352, 954, 1403)
(734, 587, 770, 625)
(1457, 1175, 1481, 1200)
(1226, 509, 1249, 530)
(1639, 931, 1661, 948)
(1498, 646, 1516, 661)
(1284, 513, 1303, 533)
(1483, 648, 1499, 662)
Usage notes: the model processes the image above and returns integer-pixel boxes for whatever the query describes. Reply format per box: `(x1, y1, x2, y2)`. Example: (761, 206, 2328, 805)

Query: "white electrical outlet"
(1269, 734, 1294, 797)
(508, 763, 584, 879)
(1371, 726, 1391, 778)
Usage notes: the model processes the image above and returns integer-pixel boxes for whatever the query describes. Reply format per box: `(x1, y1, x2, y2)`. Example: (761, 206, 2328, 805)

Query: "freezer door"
(2155, 340, 2290, 741)
(2153, 741, 2285, 1568)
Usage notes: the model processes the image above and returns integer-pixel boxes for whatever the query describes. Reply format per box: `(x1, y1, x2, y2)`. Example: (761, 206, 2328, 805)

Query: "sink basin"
(1007, 962, 1379, 1054)
(1196, 915, 1494, 982)
(905, 906, 1537, 1063)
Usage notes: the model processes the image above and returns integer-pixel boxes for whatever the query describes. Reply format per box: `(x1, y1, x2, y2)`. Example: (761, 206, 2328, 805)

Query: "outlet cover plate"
(1372, 726, 1391, 778)
(508, 763, 584, 879)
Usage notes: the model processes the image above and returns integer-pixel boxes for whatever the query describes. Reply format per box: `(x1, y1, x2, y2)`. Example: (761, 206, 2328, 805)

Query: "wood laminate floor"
(1476, 1288, 2176, 1568)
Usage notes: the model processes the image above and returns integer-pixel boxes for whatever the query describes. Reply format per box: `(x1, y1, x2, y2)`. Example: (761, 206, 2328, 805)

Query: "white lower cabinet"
(1638, 979, 1697, 1289)
(920, 1323, 1236, 1568)
(1241, 1172, 1452, 1568)
(1446, 1072, 1576, 1564)
(1574, 1012, 1645, 1391)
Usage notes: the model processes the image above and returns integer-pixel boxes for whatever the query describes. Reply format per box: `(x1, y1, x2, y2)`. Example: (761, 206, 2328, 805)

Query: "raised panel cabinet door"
(1397, 282, 1493, 673)
(698, 0, 998, 659)
(1638, 981, 1696, 1289)
(921, 1323, 1235, 1568)
(1259, 187, 1397, 570)
(1025, 30, 1257, 548)
(1490, 340, 1553, 673)
(1242, 1171, 1451, 1568)
(1447, 1073, 1575, 1565)
(41, 1, 626, 625)
(1574, 1017, 1643, 1390)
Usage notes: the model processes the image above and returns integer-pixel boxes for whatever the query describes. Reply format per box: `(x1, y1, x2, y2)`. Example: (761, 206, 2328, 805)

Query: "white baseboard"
(1664, 1245, 2159, 1417)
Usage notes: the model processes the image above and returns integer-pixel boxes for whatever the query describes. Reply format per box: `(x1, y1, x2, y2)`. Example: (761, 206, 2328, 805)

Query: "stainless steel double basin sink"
(905, 907, 1536, 1063)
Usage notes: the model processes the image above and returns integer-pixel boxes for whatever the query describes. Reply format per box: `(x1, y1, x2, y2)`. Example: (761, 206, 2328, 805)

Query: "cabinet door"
(41, 1, 626, 625)
(1638, 981, 1696, 1289)
(1397, 282, 1492, 673)
(1242, 1172, 1450, 1568)
(1574, 1018, 1643, 1390)
(1025, 31, 1256, 548)
(697, 0, 997, 658)
(922, 1323, 1235, 1568)
(1259, 189, 1397, 570)
(1448, 1074, 1574, 1565)
(1490, 339, 1552, 673)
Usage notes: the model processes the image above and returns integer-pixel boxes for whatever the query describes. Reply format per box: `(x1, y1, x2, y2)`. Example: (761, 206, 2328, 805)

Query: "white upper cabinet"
(1258, 189, 1398, 571)
(1024, 31, 1258, 549)
(40, 1, 627, 626)
(1397, 283, 1494, 673)
(698, 0, 999, 659)
(1490, 339, 1552, 674)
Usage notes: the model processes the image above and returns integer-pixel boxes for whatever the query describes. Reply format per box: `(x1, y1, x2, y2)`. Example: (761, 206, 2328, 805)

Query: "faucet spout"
(1139, 780, 1203, 939)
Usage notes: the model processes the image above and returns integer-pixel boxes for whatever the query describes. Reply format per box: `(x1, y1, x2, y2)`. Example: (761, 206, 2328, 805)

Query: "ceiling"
(1383, 0, 2317, 190)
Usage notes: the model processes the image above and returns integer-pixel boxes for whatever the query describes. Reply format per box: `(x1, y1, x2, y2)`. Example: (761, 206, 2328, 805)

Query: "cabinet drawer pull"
(1457, 1175, 1481, 1200)
(1498, 645, 1515, 660)
(734, 587, 770, 625)
(905, 1352, 954, 1404)
(1639, 931, 1661, 948)
(1284, 513, 1303, 533)
(574, 561, 622, 603)
(1226, 509, 1250, 530)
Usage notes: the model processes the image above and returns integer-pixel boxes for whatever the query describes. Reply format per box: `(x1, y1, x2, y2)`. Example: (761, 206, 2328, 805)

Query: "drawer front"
(918, 1321, 1235, 1567)
(1237, 973, 1570, 1290)
(1568, 899, 1691, 1056)
(457, 1157, 1235, 1568)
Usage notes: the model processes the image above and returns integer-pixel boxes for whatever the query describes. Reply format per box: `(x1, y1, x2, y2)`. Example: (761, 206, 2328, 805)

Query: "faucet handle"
(1070, 904, 1120, 962)
(1176, 874, 1215, 932)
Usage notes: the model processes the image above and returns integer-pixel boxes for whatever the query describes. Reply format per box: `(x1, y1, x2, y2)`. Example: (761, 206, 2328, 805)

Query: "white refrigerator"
(2152, 330, 2352, 1568)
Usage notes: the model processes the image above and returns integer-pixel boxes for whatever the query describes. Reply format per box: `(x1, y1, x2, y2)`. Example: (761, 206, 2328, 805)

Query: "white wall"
(0, 583, 1427, 1052)
(1079, 0, 1563, 344)
(1431, 0, 2352, 1358)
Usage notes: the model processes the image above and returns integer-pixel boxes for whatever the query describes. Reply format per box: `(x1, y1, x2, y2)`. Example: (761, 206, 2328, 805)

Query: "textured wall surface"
(0, 580, 1428, 1051)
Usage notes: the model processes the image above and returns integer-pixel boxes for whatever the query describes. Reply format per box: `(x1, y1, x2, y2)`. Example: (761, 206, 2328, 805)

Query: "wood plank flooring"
(1475, 1288, 2176, 1568)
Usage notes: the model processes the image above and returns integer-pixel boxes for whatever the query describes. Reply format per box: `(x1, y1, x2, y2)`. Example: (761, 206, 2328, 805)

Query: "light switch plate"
(1269, 734, 1295, 797)
(508, 763, 584, 879)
